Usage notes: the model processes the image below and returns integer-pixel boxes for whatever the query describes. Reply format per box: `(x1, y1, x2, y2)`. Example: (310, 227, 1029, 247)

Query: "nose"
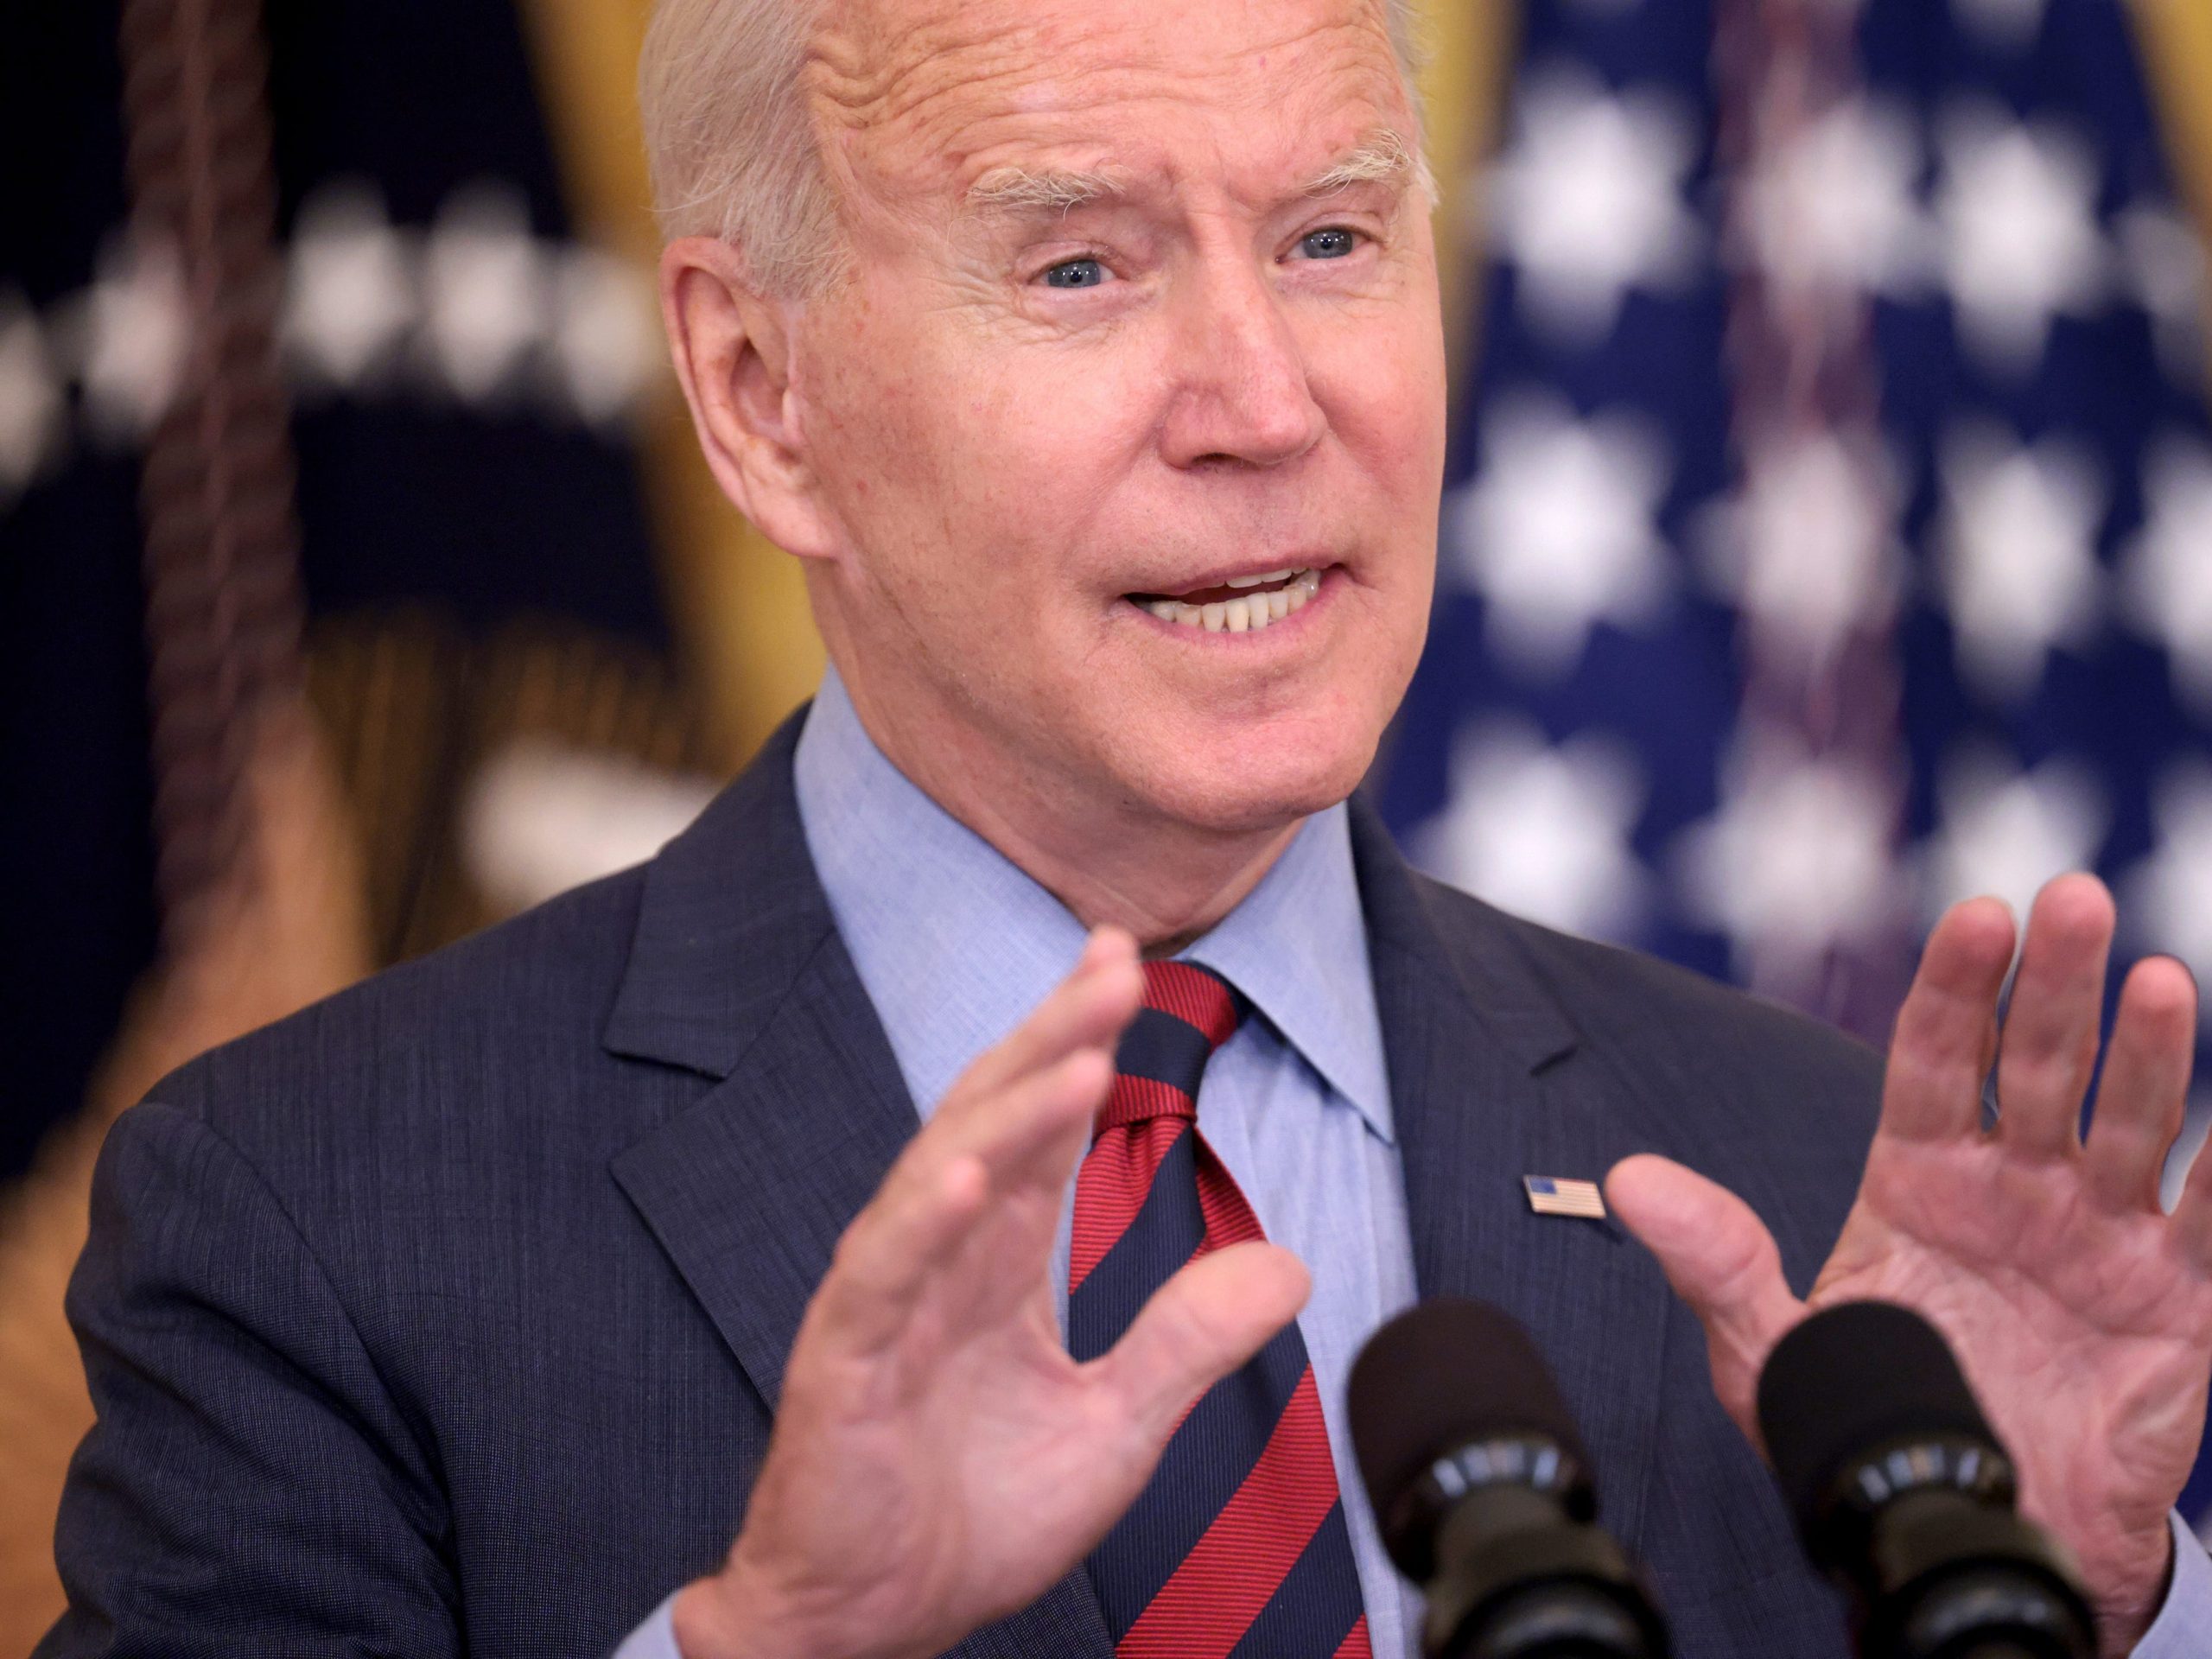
(1158, 257, 1327, 472)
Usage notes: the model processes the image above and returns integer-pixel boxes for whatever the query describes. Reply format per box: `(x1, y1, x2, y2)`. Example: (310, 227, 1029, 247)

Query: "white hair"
(639, 0, 1428, 296)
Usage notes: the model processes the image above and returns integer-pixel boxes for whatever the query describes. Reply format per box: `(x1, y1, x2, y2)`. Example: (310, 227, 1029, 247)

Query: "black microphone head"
(1756, 1300, 1999, 1534)
(1349, 1299, 1591, 1541)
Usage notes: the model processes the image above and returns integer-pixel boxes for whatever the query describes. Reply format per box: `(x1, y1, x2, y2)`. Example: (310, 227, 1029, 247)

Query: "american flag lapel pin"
(1523, 1175, 1607, 1220)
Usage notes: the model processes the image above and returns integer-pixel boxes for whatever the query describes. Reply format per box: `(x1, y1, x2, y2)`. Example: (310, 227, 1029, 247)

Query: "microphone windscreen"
(1348, 1298, 1590, 1529)
(1756, 1300, 1998, 1533)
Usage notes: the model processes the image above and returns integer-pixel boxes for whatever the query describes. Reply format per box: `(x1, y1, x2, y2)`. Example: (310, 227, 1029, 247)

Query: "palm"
(1611, 876, 2212, 1655)
(1820, 1131, 2212, 1594)
(799, 1180, 1154, 1637)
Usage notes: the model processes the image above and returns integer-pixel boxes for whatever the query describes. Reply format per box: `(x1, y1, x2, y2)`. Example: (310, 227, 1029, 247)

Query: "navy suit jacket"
(42, 717, 1885, 1656)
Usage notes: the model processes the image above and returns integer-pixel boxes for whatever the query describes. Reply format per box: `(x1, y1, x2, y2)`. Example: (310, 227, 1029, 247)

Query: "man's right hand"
(670, 927, 1312, 1659)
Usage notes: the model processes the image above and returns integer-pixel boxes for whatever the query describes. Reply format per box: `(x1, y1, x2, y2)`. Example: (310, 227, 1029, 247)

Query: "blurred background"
(1, 0, 2208, 1647)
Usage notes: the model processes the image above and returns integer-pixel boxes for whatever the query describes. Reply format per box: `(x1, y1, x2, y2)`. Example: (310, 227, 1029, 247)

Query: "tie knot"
(1139, 959, 1241, 1046)
(1096, 962, 1243, 1139)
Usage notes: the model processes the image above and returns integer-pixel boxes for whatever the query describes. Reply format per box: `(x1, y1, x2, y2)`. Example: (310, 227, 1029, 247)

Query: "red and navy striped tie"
(1069, 960, 1371, 1659)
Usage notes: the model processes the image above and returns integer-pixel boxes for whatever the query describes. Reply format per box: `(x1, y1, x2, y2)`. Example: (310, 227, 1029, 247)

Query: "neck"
(835, 671, 1305, 955)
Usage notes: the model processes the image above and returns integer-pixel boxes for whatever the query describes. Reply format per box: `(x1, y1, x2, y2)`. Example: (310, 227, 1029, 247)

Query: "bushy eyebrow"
(959, 127, 1432, 222)
(964, 165, 1130, 214)
(1301, 127, 1430, 200)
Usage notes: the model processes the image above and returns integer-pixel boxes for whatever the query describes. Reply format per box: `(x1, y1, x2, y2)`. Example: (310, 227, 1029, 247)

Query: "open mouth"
(1126, 566, 1324, 633)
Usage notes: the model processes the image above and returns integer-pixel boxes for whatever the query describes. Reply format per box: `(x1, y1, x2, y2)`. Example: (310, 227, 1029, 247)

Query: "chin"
(1120, 715, 1380, 838)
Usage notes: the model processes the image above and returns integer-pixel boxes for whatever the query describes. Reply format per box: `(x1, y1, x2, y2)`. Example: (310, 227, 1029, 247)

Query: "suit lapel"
(605, 714, 1115, 1659)
(610, 925, 918, 1408)
(1351, 799, 1674, 1544)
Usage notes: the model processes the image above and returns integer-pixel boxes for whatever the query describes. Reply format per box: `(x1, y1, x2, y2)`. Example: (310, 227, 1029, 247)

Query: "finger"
(1606, 1154, 1803, 1434)
(936, 1043, 1116, 1196)
(944, 928, 1141, 1112)
(2085, 957, 2198, 1213)
(2171, 1113, 2212, 1275)
(814, 1047, 1111, 1351)
(1094, 1242, 1311, 1446)
(809, 1151, 993, 1355)
(1880, 896, 2017, 1142)
(1994, 874, 2114, 1160)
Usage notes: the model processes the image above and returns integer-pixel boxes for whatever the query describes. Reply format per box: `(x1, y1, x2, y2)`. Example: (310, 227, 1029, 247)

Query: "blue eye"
(1298, 227, 1358, 260)
(1042, 257, 1107, 289)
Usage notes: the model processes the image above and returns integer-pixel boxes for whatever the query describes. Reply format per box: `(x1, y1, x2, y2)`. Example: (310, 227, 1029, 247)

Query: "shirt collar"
(1181, 803, 1393, 1144)
(792, 667, 1392, 1144)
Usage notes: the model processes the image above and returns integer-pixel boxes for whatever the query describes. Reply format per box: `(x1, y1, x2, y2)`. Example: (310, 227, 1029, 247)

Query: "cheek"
(955, 346, 1162, 542)
(1314, 316, 1446, 509)
(821, 314, 1154, 581)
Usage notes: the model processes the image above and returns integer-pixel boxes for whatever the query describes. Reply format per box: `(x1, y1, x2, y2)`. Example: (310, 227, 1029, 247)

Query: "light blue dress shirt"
(621, 668, 2212, 1658)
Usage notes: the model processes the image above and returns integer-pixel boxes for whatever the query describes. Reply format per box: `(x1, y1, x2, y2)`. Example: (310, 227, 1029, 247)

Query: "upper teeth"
(1145, 567, 1322, 633)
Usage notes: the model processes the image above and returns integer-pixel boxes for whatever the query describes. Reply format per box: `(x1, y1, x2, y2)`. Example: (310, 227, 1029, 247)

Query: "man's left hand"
(1608, 874, 2212, 1656)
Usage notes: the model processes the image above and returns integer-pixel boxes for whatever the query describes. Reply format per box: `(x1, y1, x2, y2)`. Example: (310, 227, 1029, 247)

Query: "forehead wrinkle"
(805, 1, 1406, 204)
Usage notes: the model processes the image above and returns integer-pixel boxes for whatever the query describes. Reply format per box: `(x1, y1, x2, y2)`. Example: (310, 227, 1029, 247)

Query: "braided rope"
(116, 0, 307, 952)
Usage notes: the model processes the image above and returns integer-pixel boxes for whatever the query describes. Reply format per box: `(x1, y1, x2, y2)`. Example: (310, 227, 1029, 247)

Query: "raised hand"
(1609, 875, 2212, 1656)
(671, 928, 1311, 1659)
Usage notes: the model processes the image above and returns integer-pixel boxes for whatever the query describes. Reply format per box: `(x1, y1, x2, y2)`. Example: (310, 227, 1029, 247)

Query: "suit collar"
(602, 711, 830, 1079)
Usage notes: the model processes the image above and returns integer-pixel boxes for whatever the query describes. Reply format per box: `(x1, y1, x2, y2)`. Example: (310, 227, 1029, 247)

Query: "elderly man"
(39, 0, 2212, 1656)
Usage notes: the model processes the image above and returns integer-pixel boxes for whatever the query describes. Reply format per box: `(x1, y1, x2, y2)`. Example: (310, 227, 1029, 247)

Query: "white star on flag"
(422, 183, 550, 404)
(1937, 423, 2104, 701)
(1921, 749, 2107, 925)
(2122, 760, 2212, 983)
(68, 236, 188, 445)
(2115, 203, 2208, 389)
(1449, 392, 1675, 679)
(1732, 99, 1929, 303)
(284, 181, 417, 394)
(1700, 432, 1900, 664)
(2120, 436, 2212, 721)
(1675, 734, 1903, 971)
(1933, 105, 2110, 376)
(1485, 66, 1705, 346)
(1413, 718, 1650, 941)
(550, 248, 664, 429)
(0, 295, 65, 504)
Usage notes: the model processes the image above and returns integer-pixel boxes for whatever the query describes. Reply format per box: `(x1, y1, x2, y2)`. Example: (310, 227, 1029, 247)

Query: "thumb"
(1097, 1242, 1311, 1446)
(1606, 1154, 1803, 1438)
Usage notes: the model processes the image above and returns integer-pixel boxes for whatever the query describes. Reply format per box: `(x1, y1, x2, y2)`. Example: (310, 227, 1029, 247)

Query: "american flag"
(1378, 0, 2212, 1529)
(1524, 1175, 1612, 1219)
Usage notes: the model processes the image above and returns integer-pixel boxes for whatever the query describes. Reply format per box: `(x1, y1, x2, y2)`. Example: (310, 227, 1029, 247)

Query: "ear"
(659, 236, 841, 561)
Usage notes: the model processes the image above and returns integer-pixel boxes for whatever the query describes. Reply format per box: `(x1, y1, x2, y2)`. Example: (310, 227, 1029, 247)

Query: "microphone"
(1348, 1299, 1671, 1658)
(1756, 1301, 2095, 1659)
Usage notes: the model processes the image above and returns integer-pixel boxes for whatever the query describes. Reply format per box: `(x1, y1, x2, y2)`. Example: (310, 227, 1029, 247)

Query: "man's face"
(791, 0, 1446, 839)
